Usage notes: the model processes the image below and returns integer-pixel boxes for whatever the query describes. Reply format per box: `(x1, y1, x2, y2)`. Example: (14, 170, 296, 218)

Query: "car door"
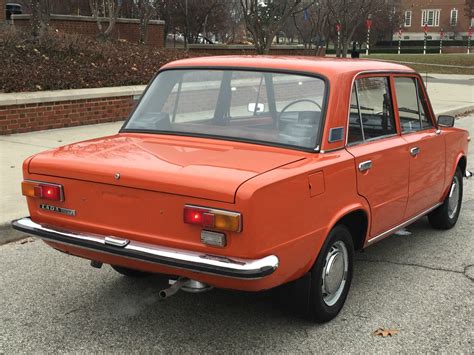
(346, 75, 409, 238)
(393, 75, 446, 218)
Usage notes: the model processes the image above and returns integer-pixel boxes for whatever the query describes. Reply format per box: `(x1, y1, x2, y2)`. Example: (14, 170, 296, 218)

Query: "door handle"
(358, 160, 372, 172)
(410, 147, 420, 156)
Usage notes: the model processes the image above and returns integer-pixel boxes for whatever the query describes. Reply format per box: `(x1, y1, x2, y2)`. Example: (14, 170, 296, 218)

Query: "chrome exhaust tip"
(159, 277, 188, 300)
(159, 278, 213, 300)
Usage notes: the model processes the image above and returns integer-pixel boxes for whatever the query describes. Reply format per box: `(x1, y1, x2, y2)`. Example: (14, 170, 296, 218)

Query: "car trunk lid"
(28, 133, 305, 203)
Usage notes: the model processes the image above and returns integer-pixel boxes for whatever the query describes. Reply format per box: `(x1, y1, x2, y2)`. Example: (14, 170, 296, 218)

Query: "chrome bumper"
(465, 170, 472, 179)
(12, 218, 279, 279)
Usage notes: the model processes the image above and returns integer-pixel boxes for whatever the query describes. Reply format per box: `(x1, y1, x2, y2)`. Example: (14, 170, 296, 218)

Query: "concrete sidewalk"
(1, 78, 473, 232)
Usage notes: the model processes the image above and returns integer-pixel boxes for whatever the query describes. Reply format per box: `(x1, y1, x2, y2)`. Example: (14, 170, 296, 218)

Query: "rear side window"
(347, 76, 396, 143)
(394, 77, 433, 132)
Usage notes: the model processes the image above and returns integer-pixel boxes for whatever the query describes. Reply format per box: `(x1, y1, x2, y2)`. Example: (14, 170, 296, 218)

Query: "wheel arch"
(325, 205, 370, 252)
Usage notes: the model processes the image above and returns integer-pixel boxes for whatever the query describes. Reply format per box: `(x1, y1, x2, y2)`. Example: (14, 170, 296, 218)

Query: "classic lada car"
(12, 57, 471, 322)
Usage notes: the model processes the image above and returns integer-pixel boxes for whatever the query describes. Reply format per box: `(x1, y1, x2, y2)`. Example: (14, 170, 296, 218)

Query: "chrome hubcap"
(321, 241, 348, 306)
(448, 175, 460, 219)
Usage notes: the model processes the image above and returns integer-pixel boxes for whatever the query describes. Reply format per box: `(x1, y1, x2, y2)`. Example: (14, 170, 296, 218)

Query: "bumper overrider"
(11, 217, 279, 279)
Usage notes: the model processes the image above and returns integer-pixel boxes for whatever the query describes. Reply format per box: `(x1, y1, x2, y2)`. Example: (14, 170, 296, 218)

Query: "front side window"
(347, 77, 396, 143)
(394, 77, 433, 132)
(124, 69, 326, 150)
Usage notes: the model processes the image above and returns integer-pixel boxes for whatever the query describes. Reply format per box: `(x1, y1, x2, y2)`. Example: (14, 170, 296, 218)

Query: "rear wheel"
(428, 167, 463, 230)
(307, 224, 354, 323)
(111, 265, 152, 278)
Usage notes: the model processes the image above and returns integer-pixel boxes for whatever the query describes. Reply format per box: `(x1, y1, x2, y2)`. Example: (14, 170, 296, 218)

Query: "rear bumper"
(12, 217, 279, 280)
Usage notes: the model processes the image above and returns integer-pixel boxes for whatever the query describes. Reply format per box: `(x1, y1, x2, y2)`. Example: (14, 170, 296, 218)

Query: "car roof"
(161, 55, 415, 80)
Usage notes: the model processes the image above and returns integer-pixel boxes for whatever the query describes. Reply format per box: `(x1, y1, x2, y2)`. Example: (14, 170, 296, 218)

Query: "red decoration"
(440, 30, 444, 38)
(424, 24, 429, 34)
(365, 19, 373, 30)
(336, 23, 341, 32)
(468, 27, 473, 38)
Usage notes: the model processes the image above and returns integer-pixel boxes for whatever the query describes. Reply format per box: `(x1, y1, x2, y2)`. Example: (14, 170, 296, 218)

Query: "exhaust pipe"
(159, 277, 188, 300)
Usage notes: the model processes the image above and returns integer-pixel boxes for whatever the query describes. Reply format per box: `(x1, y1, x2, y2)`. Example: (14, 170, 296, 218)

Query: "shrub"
(0, 29, 197, 93)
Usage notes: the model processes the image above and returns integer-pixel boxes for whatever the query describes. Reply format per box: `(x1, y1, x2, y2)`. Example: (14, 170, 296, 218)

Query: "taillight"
(184, 205, 242, 232)
(21, 181, 64, 201)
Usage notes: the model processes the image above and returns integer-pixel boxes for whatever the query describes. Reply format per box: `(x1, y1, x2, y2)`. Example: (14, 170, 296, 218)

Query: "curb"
(0, 222, 29, 246)
(437, 104, 474, 117)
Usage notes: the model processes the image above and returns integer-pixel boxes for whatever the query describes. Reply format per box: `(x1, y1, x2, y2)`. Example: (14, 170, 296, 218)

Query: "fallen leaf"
(372, 328, 399, 337)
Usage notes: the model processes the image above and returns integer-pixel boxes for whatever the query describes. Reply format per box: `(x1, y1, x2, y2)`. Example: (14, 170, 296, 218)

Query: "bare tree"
(323, 0, 389, 57)
(89, 0, 122, 40)
(30, 0, 51, 37)
(239, 0, 314, 54)
(133, 0, 158, 44)
(291, 2, 327, 53)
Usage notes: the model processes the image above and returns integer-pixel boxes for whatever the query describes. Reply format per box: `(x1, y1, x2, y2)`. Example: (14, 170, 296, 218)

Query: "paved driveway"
(0, 115, 472, 353)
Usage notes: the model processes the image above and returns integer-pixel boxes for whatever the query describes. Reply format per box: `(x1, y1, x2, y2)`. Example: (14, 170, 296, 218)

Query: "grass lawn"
(364, 54, 474, 75)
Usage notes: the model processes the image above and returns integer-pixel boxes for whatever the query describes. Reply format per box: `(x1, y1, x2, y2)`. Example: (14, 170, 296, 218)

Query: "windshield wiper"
(398, 107, 419, 115)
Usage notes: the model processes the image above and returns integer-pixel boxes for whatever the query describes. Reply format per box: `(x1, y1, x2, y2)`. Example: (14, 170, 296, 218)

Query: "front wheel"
(307, 224, 354, 323)
(428, 167, 463, 230)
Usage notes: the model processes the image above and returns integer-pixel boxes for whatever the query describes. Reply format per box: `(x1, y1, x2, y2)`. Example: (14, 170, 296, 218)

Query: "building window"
(470, 17, 474, 27)
(450, 9, 458, 27)
(404, 10, 412, 27)
(421, 9, 440, 27)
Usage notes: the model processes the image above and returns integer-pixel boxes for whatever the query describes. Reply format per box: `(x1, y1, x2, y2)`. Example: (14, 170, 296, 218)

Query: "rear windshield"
(124, 69, 327, 150)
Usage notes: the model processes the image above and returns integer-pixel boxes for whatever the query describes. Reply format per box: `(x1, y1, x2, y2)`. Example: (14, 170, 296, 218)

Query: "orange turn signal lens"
(184, 205, 242, 232)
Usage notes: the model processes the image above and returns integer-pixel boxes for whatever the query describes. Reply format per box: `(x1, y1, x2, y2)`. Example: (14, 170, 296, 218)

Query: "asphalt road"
(1, 115, 473, 353)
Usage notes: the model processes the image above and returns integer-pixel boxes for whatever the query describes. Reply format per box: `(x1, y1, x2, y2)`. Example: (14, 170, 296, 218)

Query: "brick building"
(0, 0, 5, 23)
(398, 0, 473, 40)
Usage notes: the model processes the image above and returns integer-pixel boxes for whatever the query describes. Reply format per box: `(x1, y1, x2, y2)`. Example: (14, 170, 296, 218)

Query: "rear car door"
(393, 75, 445, 218)
(346, 75, 409, 238)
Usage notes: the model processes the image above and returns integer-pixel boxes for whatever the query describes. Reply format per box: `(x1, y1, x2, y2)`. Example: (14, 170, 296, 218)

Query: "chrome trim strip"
(367, 203, 442, 245)
(12, 218, 278, 279)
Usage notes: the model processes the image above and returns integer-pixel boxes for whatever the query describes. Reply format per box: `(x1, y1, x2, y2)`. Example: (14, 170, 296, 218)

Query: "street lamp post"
(423, 23, 428, 55)
(398, 26, 403, 54)
(365, 15, 373, 56)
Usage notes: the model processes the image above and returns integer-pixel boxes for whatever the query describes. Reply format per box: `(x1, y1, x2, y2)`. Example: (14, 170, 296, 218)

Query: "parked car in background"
(6, 3, 22, 20)
(12, 57, 470, 322)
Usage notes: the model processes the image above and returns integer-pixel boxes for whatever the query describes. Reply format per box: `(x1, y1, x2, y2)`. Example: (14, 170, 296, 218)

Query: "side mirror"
(248, 103, 265, 113)
(438, 115, 455, 127)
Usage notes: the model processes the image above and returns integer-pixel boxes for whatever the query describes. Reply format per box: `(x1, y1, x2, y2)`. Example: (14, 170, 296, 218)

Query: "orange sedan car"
(12, 57, 471, 322)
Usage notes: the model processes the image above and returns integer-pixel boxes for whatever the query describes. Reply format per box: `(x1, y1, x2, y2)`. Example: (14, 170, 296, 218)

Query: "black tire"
(307, 224, 354, 323)
(111, 265, 152, 278)
(428, 167, 463, 230)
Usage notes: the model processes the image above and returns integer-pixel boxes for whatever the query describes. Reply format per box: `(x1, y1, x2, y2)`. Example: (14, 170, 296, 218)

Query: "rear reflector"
(22, 181, 64, 201)
(184, 205, 241, 232)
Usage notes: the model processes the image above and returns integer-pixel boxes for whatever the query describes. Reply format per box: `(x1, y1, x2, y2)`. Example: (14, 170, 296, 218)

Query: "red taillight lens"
(184, 205, 241, 232)
(22, 181, 63, 201)
(40, 185, 62, 201)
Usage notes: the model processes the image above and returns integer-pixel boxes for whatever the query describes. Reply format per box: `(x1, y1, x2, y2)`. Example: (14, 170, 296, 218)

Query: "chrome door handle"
(410, 147, 420, 156)
(358, 160, 372, 172)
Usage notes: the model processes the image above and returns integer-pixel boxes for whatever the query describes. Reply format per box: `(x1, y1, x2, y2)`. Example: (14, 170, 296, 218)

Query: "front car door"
(392, 75, 446, 218)
(346, 75, 409, 238)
